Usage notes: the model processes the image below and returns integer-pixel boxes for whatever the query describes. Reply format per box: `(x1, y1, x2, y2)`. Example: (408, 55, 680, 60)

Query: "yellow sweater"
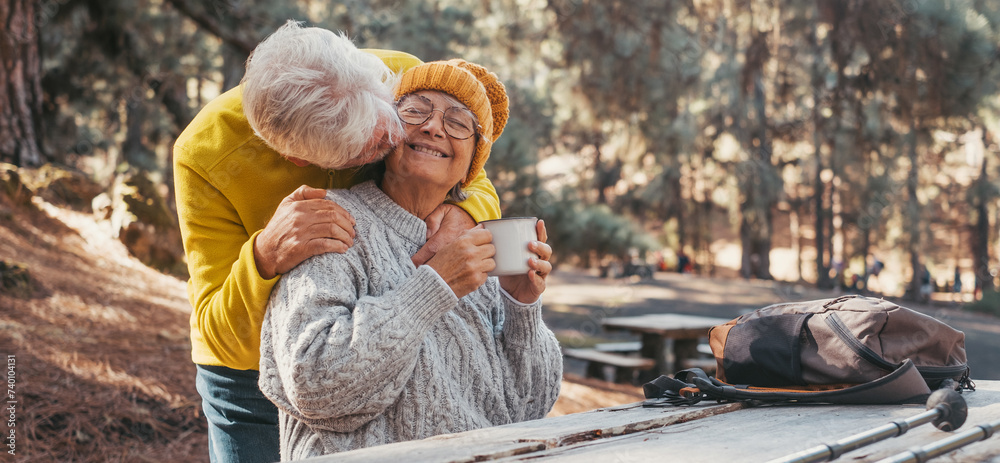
(173, 50, 501, 370)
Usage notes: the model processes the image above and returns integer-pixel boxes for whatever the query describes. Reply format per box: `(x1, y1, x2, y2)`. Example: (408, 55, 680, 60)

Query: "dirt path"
(543, 268, 1000, 381)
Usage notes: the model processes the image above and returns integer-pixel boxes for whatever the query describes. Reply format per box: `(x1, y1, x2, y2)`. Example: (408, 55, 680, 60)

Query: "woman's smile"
(409, 142, 450, 159)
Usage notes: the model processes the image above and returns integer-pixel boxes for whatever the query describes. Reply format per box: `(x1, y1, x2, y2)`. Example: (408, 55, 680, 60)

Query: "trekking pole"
(875, 419, 1000, 463)
(767, 387, 968, 463)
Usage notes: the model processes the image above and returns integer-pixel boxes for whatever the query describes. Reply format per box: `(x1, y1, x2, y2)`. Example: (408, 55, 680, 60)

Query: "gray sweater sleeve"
(496, 293, 563, 421)
(260, 253, 458, 431)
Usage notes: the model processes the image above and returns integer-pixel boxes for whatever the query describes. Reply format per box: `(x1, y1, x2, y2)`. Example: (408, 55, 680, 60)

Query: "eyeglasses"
(396, 94, 478, 140)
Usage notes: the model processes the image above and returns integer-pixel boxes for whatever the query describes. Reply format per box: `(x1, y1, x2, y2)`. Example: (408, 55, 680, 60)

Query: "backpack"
(643, 295, 973, 406)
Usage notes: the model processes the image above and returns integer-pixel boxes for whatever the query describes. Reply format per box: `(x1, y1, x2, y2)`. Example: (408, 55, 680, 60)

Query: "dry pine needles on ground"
(1, 193, 208, 462)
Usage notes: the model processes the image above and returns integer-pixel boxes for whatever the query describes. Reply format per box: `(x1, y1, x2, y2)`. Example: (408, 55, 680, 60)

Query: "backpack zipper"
(918, 364, 968, 377)
(824, 313, 899, 372)
(826, 314, 973, 390)
(917, 364, 972, 385)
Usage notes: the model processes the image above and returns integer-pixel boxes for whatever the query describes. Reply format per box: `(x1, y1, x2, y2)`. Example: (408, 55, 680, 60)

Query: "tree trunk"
(735, 6, 776, 280)
(739, 66, 775, 280)
(163, 0, 256, 54)
(972, 156, 995, 296)
(123, 100, 155, 169)
(906, 120, 922, 300)
(218, 0, 249, 92)
(221, 44, 247, 92)
(699, 197, 713, 275)
(670, 169, 685, 251)
(790, 203, 802, 282)
(810, 9, 831, 289)
(813, 144, 829, 287)
(0, 0, 46, 167)
(827, 1, 852, 290)
(157, 74, 192, 130)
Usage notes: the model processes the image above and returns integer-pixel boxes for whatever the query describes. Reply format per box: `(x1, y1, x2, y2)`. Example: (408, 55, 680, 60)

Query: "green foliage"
(965, 290, 1000, 317)
(20, 0, 1000, 282)
(536, 189, 658, 267)
(324, 1, 476, 60)
(490, 84, 554, 186)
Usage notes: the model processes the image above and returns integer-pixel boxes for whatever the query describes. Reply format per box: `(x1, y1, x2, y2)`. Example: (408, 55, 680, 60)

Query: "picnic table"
(306, 381, 1000, 462)
(601, 313, 731, 381)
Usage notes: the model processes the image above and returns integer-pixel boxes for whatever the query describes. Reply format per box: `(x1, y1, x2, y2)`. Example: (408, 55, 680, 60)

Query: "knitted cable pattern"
(258, 181, 562, 460)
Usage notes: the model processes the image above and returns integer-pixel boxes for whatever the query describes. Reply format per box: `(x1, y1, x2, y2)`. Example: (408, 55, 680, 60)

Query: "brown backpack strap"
(692, 359, 932, 405)
(642, 368, 715, 406)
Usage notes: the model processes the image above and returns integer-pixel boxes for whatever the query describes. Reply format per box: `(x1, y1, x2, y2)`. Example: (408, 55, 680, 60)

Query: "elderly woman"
(258, 59, 563, 460)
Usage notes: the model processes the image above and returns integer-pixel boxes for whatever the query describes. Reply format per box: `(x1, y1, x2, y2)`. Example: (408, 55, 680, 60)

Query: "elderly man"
(172, 21, 499, 463)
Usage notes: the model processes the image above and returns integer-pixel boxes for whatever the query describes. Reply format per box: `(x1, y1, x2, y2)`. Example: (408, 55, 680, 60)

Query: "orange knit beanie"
(394, 59, 508, 187)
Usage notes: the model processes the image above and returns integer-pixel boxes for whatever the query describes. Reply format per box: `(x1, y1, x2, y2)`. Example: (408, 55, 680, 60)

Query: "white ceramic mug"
(481, 217, 539, 277)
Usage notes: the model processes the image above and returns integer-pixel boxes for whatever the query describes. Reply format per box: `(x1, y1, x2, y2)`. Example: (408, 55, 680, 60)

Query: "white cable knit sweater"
(258, 181, 562, 460)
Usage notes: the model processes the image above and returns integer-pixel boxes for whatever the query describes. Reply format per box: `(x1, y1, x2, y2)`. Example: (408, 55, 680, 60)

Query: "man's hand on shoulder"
(412, 203, 477, 267)
(254, 185, 356, 280)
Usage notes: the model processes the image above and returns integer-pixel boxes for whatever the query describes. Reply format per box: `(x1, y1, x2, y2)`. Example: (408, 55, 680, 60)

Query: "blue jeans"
(196, 365, 280, 463)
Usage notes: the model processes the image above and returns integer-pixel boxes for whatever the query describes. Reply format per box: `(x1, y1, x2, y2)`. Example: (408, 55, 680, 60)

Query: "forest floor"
(3, 191, 998, 462)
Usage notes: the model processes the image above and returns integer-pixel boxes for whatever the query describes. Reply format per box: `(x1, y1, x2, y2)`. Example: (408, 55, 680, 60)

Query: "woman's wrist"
(500, 286, 540, 306)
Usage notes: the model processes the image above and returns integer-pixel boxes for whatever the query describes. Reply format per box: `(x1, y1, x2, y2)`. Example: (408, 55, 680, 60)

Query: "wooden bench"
(594, 342, 716, 375)
(562, 347, 655, 384)
(602, 313, 730, 382)
(593, 341, 643, 353)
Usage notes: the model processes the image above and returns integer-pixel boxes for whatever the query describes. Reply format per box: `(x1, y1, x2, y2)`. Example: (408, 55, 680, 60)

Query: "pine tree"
(1, 0, 46, 167)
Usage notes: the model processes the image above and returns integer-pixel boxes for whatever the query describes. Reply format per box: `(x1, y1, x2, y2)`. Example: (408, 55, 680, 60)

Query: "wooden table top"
(601, 313, 732, 337)
(306, 381, 1000, 463)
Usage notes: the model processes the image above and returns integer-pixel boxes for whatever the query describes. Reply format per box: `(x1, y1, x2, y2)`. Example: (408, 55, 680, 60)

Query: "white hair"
(447, 183, 469, 202)
(242, 20, 404, 169)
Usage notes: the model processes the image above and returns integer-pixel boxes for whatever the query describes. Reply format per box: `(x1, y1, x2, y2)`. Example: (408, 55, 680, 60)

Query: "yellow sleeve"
(360, 49, 424, 73)
(450, 168, 501, 223)
(174, 150, 277, 370)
